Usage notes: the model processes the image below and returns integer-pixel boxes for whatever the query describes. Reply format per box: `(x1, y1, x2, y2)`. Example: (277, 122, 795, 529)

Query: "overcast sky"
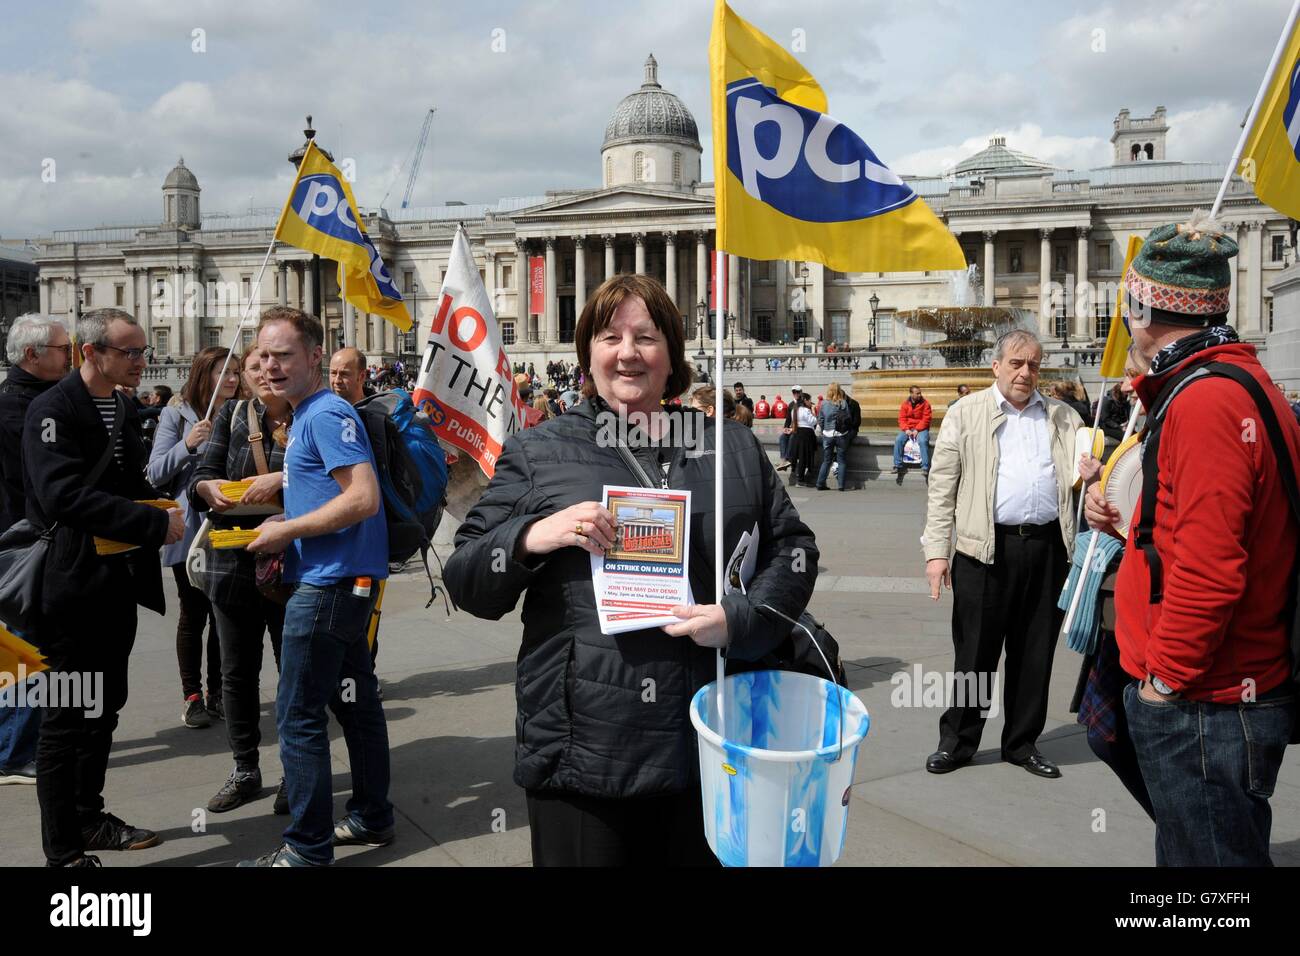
(0, 0, 1291, 239)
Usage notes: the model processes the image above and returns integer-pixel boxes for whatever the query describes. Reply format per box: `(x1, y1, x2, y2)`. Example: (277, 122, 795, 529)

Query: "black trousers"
(939, 527, 1067, 762)
(35, 572, 137, 866)
(790, 427, 818, 485)
(526, 787, 720, 867)
(211, 596, 284, 772)
(172, 564, 220, 701)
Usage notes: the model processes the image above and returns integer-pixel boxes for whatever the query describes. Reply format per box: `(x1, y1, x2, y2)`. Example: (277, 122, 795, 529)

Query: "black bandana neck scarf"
(1146, 325, 1239, 378)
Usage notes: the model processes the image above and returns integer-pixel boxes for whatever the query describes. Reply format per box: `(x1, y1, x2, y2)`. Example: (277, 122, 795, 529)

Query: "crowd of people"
(1, 217, 1299, 869)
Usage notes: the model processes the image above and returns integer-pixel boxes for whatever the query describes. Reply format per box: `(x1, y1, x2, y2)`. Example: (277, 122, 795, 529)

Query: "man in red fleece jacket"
(892, 386, 932, 477)
(1086, 214, 1300, 866)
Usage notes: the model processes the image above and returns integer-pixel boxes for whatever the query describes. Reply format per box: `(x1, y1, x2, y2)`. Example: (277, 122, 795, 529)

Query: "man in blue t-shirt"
(241, 307, 394, 867)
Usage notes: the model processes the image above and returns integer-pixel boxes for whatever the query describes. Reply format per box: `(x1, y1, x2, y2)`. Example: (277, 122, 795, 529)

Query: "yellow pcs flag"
(709, 0, 965, 273)
(274, 139, 372, 277)
(1240, 12, 1300, 220)
(1099, 235, 1144, 378)
(337, 232, 413, 333)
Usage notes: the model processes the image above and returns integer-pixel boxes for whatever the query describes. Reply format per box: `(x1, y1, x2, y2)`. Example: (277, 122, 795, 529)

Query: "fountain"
(850, 265, 1072, 433)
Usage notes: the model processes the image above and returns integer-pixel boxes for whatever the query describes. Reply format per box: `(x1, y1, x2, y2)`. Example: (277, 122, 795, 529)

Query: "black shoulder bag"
(1134, 362, 1300, 741)
(0, 392, 124, 641)
(612, 436, 847, 686)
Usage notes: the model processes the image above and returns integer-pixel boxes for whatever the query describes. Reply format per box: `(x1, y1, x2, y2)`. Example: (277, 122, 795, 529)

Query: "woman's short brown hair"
(181, 347, 244, 419)
(575, 274, 692, 401)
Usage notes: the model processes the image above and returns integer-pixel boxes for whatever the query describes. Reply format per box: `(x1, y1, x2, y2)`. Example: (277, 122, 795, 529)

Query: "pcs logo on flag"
(291, 173, 365, 242)
(725, 77, 917, 224)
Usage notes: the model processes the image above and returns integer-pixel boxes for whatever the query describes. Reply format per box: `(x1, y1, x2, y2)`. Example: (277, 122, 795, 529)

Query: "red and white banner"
(412, 227, 527, 478)
(528, 255, 544, 316)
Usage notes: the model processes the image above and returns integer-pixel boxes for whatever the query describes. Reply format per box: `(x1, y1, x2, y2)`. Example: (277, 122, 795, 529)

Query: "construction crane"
(381, 107, 436, 211)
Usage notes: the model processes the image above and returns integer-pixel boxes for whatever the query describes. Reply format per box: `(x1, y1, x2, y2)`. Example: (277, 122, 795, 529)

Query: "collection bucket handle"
(755, 603, 845, 764)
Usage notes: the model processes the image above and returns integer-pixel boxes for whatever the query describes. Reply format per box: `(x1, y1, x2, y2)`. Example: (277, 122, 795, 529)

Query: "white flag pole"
(203, 238, 278, 423)
(714, 247, 727, 734)
(1062, 400, 1141, 636)
(1073, 380, 1112, 536)
(1209, 0, 1300, 219)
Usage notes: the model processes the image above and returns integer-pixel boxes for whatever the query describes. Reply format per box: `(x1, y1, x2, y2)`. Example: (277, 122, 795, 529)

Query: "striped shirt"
(92, 396, 126, 467)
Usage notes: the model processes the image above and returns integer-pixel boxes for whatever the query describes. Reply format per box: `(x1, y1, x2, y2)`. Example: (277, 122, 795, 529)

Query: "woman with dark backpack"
(816, 382, 850, 491)
(189, 349, 292, 814)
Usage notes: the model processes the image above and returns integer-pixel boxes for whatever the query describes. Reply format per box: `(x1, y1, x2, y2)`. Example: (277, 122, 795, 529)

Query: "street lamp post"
(868, 291, 880, 352)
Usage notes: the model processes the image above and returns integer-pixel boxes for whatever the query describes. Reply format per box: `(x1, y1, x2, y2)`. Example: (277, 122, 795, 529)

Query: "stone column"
(664, 232, 677, 306)
(1227, 222, 1240, 327)
(38, 277, 49, 316)
(1038, 229, 1052, 336)
(343, 296, 357, 348)
(304, 262, 315, 316)
(544, 237, 558, 345)
(776, 260, 788, 342)
(983, 231, 996, 307)
(634, 233, 646, 275)
(123, 269, 136, 323)
(1246, 221, 1263, 336)
(1075, 226, 1090, 339)
(142, 270, 154, 349)
(173, 266, 186, 355)
(278, 262, 288, 306)
(574, 236, 587, 310)
(514, 239, 529, 338)
(695, 230, 708, 333)
(604, 234, 616, 278)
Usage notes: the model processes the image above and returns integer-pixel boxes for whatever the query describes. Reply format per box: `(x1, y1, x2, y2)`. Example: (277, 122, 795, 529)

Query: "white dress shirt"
(991, 384, 1059, 525)
(795, 405, 816, 429)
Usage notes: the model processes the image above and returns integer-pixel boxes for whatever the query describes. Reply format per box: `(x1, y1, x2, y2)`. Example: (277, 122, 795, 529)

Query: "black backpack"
(834, 402, 852, 434)
(1134, 361, 1300, 740)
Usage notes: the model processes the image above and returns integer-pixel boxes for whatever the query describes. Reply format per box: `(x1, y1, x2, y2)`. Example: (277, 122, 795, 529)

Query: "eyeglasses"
(38, 344, 73, 355)
(94, 343, 154, 362)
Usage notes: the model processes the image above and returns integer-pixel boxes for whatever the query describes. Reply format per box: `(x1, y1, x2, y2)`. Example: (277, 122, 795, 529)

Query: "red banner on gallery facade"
(709, 254, 728, 310)
(529, 256, 544, 315)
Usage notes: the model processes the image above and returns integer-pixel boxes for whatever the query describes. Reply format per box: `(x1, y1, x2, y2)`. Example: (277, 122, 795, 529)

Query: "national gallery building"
(24, 55, 1296, 379)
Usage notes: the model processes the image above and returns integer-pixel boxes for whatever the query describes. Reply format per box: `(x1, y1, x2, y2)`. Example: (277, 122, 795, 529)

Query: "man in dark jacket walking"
(22, 308, 183, 867)
(0, 314, 71, 787)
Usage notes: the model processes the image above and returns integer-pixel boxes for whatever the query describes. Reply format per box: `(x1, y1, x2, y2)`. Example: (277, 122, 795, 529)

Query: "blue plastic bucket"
(689, 670, 870, 867)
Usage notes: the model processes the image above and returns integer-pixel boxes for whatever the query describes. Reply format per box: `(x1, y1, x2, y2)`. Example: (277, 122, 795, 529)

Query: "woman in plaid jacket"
(188, 349, 293, 816)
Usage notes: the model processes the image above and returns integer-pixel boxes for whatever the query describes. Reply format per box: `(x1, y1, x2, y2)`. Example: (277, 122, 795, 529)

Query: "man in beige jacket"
(921, 330, 1082, 778)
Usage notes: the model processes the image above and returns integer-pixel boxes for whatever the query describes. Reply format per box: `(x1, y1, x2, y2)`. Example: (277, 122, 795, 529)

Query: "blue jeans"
(779, 431, 791, 462)
(0, 681, 42, 770)
(893, 429, 930, 469)
(277, 583, 393, 864)
(1123, 680, 1295, 866)
(816, 434, 848, 489)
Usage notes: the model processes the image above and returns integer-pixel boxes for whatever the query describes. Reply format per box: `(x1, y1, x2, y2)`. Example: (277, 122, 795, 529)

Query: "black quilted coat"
(444, 397, 818, 798)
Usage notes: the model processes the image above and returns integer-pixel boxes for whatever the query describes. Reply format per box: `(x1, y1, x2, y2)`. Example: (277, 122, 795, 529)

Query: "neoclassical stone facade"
(29, 79, 1293, 374)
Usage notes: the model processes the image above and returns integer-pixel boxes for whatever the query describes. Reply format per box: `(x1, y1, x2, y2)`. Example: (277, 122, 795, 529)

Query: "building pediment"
(511, 186, 713, 222)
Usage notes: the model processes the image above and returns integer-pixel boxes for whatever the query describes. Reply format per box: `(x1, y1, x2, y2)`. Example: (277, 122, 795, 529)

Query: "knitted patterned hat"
(1124, 211, 1238, 326)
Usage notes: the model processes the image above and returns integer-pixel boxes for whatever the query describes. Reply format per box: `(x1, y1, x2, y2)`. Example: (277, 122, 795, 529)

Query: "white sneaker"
(0, 762, 36, 785)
